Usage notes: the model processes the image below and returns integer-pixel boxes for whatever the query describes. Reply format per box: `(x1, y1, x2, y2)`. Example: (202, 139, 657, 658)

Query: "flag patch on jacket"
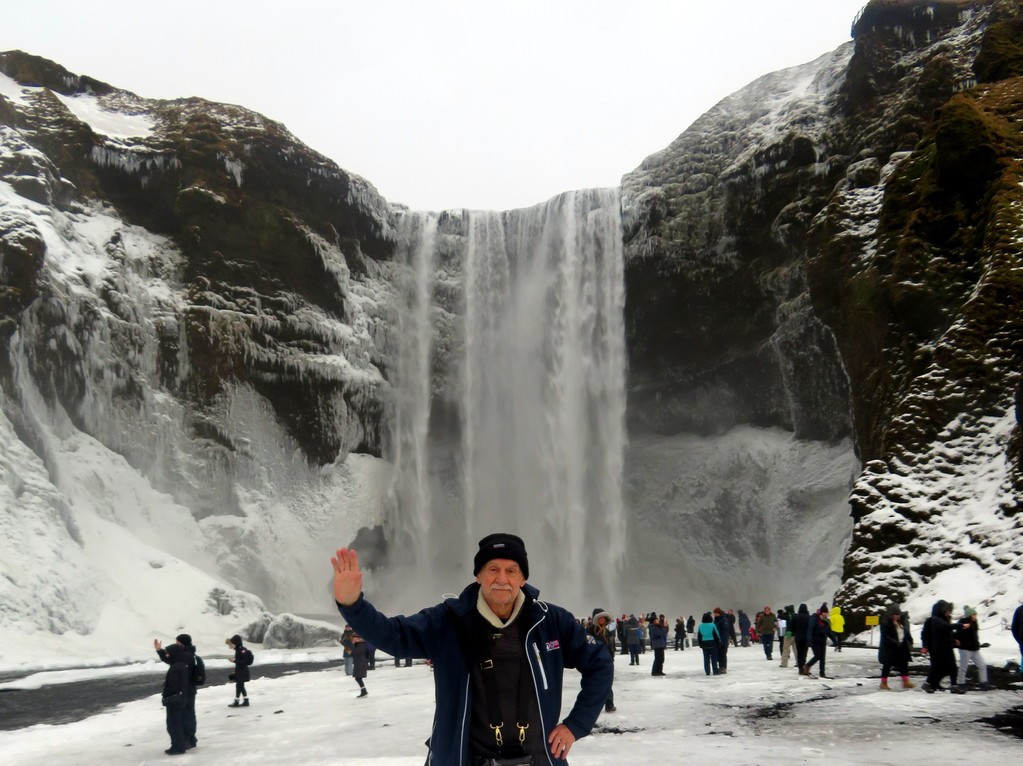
(545, 640, 560, 651)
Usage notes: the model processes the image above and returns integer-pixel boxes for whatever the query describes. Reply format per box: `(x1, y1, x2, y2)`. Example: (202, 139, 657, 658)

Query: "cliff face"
(623, 0, 1023, 617)
(3, 0, 1022, 647)
(0, 50, 398, 630)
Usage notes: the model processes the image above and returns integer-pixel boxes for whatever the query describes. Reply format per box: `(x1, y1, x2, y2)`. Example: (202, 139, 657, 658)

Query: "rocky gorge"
(0, 0, 1020, 655)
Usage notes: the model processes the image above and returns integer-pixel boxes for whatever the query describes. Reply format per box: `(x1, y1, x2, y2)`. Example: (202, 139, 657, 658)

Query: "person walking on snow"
(351, 633, 370, 697)
(830, 606, 846, 651)
(878, 604, 914, 690)
(226, 634, 252, 707)
(737, 610, 751, 648)
(953, 606, 991, 692)
(802, 604, 834, 678)
(791, 603, 811, 673)
(756, 606, 777, 660)
(921, 599, 958, 693)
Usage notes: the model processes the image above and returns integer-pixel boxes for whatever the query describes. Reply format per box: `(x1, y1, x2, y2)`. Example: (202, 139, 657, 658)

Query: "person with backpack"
(226, 634, 253, 707)
(154, 633, 203, 750)
(159, 643, 191, 755)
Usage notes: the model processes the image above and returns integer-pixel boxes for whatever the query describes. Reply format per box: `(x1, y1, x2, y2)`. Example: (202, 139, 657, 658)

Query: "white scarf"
(477, 589, 526, 628)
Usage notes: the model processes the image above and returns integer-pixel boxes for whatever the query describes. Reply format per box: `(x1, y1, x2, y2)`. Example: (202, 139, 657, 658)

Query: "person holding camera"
(226, 634, 253, 707)
(332, 533, 611, 765)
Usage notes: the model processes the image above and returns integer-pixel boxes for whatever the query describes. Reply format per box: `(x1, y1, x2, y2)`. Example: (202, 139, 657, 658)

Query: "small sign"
(865, 615, 879, 626)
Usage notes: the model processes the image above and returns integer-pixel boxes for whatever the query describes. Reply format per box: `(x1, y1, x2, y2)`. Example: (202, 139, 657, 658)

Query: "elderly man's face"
(476, 558, 526, 617)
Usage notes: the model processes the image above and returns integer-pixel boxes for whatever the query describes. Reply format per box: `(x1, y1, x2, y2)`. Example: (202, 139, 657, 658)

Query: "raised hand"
(331, 548, 363, 607)
(153, 639, 162, 650)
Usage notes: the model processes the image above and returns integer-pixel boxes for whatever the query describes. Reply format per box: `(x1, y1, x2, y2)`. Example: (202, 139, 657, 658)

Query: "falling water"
(390, 189, 627, 608)
(387, 212, 438, 566)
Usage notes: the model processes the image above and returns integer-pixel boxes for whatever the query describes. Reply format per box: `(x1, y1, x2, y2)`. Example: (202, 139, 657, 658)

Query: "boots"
(902, 677, 914, 689)
(879, 680, 890, 690)
(242, 698, 250, 706)
(358, 687, 368, 698)
(228, 698, 249, 707)
(604, 703, 616, 712)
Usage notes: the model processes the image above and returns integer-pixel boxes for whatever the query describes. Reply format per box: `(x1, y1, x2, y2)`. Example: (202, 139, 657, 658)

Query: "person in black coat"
(921, 599, 958, 692)
(674, 617, 686, 651)
(877, 604, 914, 690)
(226, 634, 252, 707)
(737, 610, 751, 647)
(155, 634, 198, 749)
(713, 608, 730, 673)
(589, 609, 617, 712)
(352, 634, 369, 697)
(161, 643, 191, 755)
(802, 605, 834, 678)
(791, 604, 811, 674)
(686, 615, 696, 647)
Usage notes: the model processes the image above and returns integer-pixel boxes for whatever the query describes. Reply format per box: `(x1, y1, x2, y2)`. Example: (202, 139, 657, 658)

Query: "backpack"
(191, 654, 206, 686)
(242, 647, 254, 666)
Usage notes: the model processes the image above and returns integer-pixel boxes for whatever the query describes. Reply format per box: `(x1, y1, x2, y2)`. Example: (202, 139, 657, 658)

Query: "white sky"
(2, 0, 867, 210)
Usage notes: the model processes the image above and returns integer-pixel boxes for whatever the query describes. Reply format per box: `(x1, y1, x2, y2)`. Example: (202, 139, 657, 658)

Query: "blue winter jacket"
(648, 622, 668, 650)
(337, 582, 612, 766)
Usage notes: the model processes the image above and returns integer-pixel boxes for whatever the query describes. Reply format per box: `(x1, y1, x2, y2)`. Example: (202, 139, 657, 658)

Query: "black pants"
(628, 645, 640, 664)
(166, 702, 189, 752)
(701, 645, 720, 675)
(652, 648, 665, 675)
(795, 639, 809, 669)
(674, 636, 684, 651)
(235, 680, 247, 698)
(926, 651, 957, 688)
(805, 639, 827, 676)
(184, 689, 197, 746)
(718, 645, 728, 671)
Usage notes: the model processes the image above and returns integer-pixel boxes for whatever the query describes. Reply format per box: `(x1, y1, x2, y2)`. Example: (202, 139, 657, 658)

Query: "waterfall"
(389, 189, 627, 609)
(388, 213, 438, 566)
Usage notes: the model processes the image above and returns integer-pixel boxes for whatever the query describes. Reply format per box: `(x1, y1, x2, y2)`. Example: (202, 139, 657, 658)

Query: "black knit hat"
(473, 533, 529, 579)
(176, 633, 193, 647)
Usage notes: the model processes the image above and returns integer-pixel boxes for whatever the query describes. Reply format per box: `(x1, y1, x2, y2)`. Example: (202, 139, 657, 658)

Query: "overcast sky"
(2, 1, 867, 211)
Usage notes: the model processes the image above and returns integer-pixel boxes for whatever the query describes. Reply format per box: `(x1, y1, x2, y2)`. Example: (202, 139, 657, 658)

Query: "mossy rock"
(975, 17, 1023, 83)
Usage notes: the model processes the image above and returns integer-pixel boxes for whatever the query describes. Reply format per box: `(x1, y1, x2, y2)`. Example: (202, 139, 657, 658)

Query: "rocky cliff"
(2, 0, 1022, 654)
(0, 50, 400, 645)
(622, 0, 1022, 619)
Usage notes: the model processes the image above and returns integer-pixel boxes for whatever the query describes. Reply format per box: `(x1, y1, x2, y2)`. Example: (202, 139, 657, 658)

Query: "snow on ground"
(1, 637, 1020, 765)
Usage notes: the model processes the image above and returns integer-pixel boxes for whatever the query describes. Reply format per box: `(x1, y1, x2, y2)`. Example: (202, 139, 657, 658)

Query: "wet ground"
(0, 659, 341, 731)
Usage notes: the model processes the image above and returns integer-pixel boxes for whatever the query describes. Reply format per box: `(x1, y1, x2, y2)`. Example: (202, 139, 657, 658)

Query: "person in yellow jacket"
(830, 606, 846, 652)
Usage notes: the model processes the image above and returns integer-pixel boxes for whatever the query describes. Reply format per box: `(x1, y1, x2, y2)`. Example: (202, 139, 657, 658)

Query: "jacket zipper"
(524, 603, 555, 766)
(532, 643, 549, 690)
